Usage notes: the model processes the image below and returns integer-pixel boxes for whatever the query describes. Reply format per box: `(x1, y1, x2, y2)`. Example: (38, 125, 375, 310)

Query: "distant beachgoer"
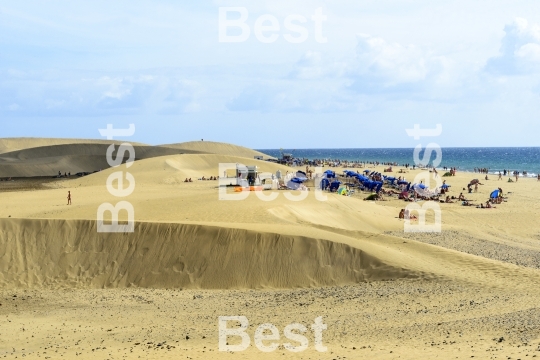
(445, 196, 453, 203)
(538, 174, 540, 181)
(485, 175, 489, 180)
(398, 209, 405, 219)
(184, 178, 189, 182)
(404, 209, 417, 220)
(67, 191, 72, 205)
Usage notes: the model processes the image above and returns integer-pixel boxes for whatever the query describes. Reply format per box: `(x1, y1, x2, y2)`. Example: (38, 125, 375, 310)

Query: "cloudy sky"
(2, 1, 540, 148)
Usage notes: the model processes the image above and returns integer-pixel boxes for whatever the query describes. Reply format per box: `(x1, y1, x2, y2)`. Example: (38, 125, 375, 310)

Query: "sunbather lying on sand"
(404, 209, 418, 220)
(478, 201, 496, 209)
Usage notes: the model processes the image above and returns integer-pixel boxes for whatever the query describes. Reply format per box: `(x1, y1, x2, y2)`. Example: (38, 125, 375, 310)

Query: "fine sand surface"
(1, 138, 540, 359)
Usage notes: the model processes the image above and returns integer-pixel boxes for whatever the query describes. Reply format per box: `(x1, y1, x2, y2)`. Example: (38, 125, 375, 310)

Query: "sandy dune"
(1, 139, 540, 359)
(0, 143, 204, 178)
(0, 218, 416, 289)
(0, 138, 274, 178)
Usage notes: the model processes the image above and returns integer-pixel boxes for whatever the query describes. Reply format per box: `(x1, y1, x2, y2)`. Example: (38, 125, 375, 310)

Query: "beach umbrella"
(324, 170, 335, 178)
(337, 187, 348, 195)
(286, 182, 300, 190)
(363, 169, 370, 173)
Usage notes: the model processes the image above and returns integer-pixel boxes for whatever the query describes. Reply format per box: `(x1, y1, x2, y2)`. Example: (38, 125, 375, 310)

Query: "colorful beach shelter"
(296, 170, 307, 179)
(287, 178, 304, 190)
(337, 187, 348, 195)
(490, 189, 500, 198)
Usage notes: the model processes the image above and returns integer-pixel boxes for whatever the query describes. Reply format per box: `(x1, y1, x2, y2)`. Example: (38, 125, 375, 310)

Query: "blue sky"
(1, 1, 540, 148)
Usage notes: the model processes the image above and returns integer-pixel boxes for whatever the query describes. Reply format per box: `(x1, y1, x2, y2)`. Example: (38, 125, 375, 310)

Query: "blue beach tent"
(329, 180, 342, 191)
(320, 178, 330, 190)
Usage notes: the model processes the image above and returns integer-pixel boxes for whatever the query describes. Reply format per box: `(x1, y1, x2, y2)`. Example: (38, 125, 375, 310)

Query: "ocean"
(257, 147, 540, 177)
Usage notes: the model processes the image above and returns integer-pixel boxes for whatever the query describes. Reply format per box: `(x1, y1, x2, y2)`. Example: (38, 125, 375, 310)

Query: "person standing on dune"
(67, 191, 72, 205)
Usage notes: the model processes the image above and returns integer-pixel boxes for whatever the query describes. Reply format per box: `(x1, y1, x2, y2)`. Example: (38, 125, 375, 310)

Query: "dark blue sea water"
(257, 148, 540, 176)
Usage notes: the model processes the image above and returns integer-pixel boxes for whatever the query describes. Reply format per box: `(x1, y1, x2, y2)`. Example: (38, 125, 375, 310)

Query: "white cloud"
(0, 70, 202, 116)
(346, 33, 454, 96)
(485, 18, 540, 75)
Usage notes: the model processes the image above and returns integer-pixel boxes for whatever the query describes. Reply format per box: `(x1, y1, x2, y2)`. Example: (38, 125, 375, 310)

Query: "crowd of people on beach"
(184, 176, 218, 182)
(310, 158, 521, 218)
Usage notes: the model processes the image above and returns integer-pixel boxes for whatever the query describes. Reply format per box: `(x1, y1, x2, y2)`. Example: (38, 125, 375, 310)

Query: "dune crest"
(160, 140, 274, 159)
(0, 137, 147, 155)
